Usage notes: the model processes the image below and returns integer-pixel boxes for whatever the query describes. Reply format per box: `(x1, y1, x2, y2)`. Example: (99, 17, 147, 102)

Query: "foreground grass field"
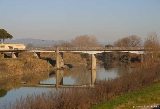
(91, 82, 160, 109)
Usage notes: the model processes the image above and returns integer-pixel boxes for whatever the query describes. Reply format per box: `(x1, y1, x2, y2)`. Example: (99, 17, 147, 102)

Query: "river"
(0, 64, 131, 107)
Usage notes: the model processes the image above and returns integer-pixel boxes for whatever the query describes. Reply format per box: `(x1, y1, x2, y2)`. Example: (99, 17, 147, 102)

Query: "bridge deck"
(0, 48, 145, 52)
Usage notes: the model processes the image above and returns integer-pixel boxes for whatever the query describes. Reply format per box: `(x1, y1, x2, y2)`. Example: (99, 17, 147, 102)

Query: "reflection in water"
(55, 69, 96, 89)
(0, 89, 7, 98)
(116, 63, 132, 76)
(0, 64, 132, 107)
(103, 62, 132, 77)
(70, 68, 91, 85)
(91, 70, 96, 84)
(56, 70, 64, 90)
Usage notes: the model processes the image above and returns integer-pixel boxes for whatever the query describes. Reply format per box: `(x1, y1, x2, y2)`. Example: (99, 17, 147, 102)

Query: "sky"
(0, 0, 160, 43)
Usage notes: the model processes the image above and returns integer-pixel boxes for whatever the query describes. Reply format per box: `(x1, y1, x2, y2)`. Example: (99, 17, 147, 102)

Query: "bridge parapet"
(29, 46, 144, 51)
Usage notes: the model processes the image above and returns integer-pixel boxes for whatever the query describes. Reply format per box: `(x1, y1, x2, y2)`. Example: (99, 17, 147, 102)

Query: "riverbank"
(0, 51, 143, 79)
(91, 82, 160, 109)
(0, 58, 52, 79)
(3, 61, 160, 109)
(0, 52, 88, 79)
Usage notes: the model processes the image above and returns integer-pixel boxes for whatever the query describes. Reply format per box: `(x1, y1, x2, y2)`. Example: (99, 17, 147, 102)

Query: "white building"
(0, 44, 26, 50)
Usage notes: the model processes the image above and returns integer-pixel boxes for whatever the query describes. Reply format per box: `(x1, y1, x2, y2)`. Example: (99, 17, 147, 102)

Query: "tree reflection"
(116, 62, 132, 77)
(0, 72, 50, 92)
(70, 67, 91, 85)
(0, 89, 7, 98)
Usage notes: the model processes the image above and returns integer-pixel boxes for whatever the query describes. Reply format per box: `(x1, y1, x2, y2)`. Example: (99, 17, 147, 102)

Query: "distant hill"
(4, 38, 113, 47)
(4, 38, 63, 47)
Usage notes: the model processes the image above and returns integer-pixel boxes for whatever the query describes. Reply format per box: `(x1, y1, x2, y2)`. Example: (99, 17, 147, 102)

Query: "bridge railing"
(31, 46, 144, 51)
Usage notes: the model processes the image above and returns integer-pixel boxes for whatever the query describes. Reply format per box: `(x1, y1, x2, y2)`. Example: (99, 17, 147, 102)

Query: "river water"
(0, 64, 130, 107)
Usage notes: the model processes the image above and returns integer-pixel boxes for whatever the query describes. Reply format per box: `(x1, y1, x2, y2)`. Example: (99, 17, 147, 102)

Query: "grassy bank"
(91, 82, 160, 109)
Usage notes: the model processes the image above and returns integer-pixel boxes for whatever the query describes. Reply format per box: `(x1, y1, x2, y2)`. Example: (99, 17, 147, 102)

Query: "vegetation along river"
(0, 64, 131, 107)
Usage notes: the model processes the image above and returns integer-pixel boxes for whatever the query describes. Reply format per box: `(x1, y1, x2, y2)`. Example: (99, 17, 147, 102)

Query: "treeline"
(54, 35, 99, 48)
(57, 32, 159, 48)
(58, 33, 160, 61)
(26, 32, 160, 52)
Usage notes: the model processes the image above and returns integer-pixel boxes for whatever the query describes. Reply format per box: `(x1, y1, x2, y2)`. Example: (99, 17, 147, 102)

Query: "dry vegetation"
(0, 52, 88, 79)
(1, 32, 160, 109)
(3, 62, 160, 109)
(0, 58, 51, 78)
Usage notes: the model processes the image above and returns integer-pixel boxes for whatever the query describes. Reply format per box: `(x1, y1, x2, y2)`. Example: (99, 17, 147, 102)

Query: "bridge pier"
(56, 47, 64, 69)
(140, 54, 144, 63)
(33, 52, 40, 58)
(56, 70, 64, 90)
(127, 52, 131, 64)
(11, 52, 17, 58)
(91, 54, 96, 70)
(91, 69, 96, 85)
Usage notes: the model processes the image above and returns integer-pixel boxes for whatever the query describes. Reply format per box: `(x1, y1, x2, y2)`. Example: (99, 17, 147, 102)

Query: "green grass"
(91, 82, 160, 109)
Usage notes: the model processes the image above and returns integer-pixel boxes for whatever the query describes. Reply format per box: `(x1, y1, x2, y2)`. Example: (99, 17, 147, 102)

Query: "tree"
(114, 35, 141, 47)
(114, 37, 130, 47)
(0, 29, 13, 43)
(128, 35, 142, 47)
(71, 35, 99, 48)
(144, 32, 160, 60)
(59, 41, 73, 48)
(26, 43, 34, 49)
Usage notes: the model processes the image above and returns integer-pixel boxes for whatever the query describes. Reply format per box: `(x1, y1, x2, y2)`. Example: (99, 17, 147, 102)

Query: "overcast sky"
(0, 0, 160, 43)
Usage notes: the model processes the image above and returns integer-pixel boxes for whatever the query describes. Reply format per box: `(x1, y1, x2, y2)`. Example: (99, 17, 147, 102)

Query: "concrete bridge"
(1, 47, 145, 89)
(0, 47, 145, 68)
(0, 46, 145, 54)
(27, 46, 145, 54)
(0, 47, 145, 69)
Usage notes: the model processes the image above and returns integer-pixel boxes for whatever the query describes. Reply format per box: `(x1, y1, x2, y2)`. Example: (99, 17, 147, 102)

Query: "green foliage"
(91, 82, 160, 109)
(0, 89, 7, 98)
(0, 29, 13, 43)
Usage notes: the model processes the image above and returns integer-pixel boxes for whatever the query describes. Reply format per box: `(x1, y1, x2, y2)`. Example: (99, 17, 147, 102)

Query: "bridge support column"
(34, 52, 40, 58)
(91, 69, 96, 85)
(11, 52, 17, 58)
(56, 47, 64, 69)
(56, 70, 64, 90)
(56, 48, 60, 69)
(91, 54, 96, 70)
(127, 52, 131, 64)
(140, 54, 144, 63)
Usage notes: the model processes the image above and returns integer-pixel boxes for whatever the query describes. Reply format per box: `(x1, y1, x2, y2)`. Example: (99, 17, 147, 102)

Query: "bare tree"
(114, 37, 130, 47)
(144, 32, 160, 60)
(59, 41, 73, 48)
(114, 35, 141, 47)
(129, 35, 141, 47)
(71, 35, 99, 48)
(26, 43, 34, 49)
